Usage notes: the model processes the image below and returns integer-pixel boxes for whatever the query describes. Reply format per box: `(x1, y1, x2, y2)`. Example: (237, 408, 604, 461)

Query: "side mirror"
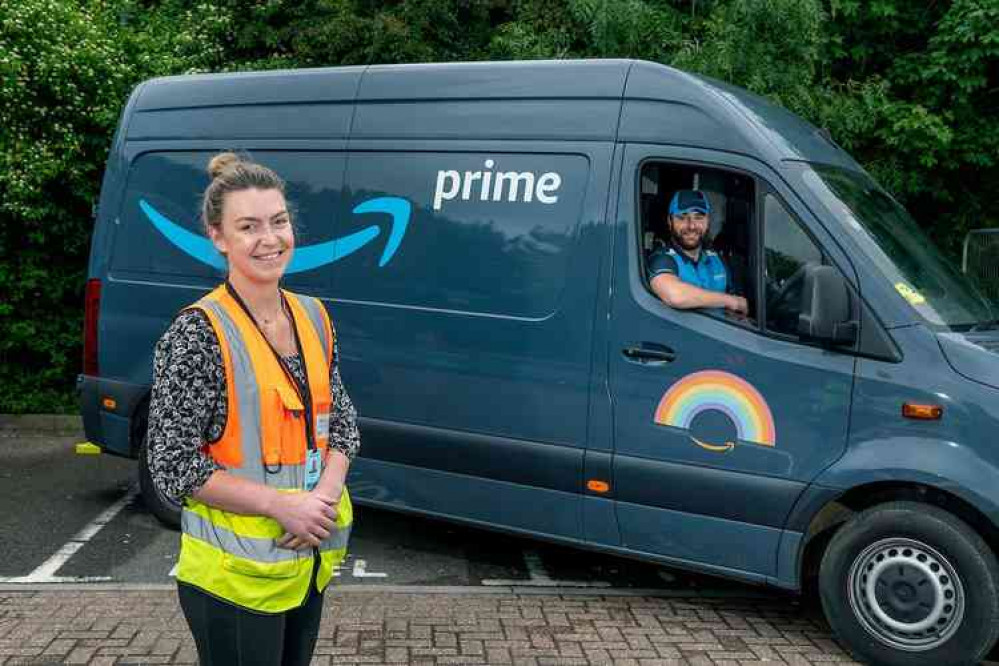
(798, 265, 858, 346)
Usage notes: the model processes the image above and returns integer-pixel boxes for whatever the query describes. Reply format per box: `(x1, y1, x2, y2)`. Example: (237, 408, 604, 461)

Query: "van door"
(608, 145, 857, 579)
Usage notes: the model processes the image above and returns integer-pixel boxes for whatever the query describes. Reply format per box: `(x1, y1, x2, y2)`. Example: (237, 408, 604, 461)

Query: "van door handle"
(622, 343, 676, 365)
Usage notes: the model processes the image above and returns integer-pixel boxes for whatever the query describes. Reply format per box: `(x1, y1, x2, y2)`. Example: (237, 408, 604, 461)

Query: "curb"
(0, 413, 83, 436)
(0, 582, 779, 600)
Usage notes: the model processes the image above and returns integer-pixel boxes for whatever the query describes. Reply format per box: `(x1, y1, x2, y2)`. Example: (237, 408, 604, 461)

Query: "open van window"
(639, 162, 755, 320)
(801, 164, 995, 329)
(638, 162, 859, 347)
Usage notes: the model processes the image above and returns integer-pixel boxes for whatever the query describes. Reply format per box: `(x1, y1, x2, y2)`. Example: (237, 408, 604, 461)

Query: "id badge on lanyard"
(305, 449, 323, 491)
(315, 409, 330, 441)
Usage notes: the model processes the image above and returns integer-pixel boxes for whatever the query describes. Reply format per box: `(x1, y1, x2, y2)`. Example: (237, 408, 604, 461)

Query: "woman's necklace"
(251, 295, 287, 327)
(250, 298, 294, 355)
(225, 282, 294, 354)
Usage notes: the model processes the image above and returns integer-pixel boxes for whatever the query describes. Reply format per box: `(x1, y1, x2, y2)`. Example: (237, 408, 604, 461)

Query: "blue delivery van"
(81, 59, 999, 665)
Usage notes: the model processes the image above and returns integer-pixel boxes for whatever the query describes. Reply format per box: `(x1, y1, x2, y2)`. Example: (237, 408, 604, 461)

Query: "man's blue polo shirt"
(647, 243, 729, 293)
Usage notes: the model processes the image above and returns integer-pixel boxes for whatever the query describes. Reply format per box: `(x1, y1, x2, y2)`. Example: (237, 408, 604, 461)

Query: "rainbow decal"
(654, 370, 776, 449)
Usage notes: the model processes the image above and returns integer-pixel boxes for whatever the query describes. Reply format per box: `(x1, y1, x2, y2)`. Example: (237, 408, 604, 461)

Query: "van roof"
(128, 59, 859, 169)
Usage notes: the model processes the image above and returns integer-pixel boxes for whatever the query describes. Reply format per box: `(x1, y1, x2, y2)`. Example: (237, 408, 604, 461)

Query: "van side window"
(763, 194, 825, 336)
(639, 162, 755, 322)
(637, 163, 857, 348)
(112, 150, 344, 291)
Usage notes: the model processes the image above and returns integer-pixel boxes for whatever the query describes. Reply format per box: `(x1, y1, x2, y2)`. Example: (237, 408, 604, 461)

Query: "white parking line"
(481, 548, 612, 588)
(171, 543, 360, 579)
(351, 559, 387, 578)
(0, 485, 138, 584)
(167, 554, 389, 580)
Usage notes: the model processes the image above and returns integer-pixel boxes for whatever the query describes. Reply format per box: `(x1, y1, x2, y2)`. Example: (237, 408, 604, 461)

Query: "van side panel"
(357, 61, 629, 101)
(618, 100, 755, 154)
(352, 101, 621, 142)
(352, 61, 627, 142)
(135, 68, 364, 111)
(127, 105, 353, 141)
(338, 138, 614, 539)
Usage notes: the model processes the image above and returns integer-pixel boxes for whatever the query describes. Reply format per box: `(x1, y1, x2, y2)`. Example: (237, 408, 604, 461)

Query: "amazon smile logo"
(653, 370, 776, 453)
(139, 196, 412, 273)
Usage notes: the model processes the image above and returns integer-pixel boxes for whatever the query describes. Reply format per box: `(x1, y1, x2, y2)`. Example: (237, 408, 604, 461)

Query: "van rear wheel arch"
(131, 394, 182, 529)
(129, 393, 151, 458)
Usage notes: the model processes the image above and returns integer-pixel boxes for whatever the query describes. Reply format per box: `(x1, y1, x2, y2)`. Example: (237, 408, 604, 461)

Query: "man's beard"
(671, 228, 704, 252)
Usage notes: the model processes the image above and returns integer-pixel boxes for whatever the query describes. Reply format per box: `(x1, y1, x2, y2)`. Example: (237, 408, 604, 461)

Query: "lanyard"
(225, 282, 318, 466)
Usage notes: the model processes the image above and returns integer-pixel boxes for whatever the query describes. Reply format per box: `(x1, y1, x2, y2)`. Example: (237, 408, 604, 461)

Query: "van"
(81, 59, 999, 666)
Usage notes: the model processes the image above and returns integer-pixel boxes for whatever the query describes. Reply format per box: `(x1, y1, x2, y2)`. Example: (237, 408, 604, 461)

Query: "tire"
(138, 432, 182, 530)
(819, 501, 999, 666)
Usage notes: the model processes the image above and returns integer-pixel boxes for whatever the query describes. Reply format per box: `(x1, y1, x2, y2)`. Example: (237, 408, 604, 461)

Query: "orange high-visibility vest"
(175, 284, 352, 613)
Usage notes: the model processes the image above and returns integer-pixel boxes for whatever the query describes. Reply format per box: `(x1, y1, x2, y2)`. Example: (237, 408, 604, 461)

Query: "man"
(647, 189, 748, 315)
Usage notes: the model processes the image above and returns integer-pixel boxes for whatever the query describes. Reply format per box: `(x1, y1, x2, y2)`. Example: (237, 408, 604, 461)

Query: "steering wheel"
(766, 264, 810, 332)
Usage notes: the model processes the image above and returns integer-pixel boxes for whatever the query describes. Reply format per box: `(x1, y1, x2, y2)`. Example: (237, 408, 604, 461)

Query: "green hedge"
(2, 0, 996, 412)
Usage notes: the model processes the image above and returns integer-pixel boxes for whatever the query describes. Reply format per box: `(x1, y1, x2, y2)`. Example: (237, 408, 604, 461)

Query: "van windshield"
(800, 164, 994, 329)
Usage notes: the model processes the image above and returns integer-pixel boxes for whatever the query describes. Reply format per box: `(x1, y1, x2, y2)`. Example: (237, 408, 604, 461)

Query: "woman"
(147, 152, 360, 666)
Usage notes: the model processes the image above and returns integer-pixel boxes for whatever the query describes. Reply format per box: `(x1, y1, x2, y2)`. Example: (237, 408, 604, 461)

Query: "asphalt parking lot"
(1, 425, 995, 664)
(0, 429, 764, 590)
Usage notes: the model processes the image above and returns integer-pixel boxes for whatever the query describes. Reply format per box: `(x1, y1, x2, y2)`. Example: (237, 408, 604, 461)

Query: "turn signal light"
(902, 403, 943, 420)
(102, 397, 117, 411)
(586, 479, 610, 494)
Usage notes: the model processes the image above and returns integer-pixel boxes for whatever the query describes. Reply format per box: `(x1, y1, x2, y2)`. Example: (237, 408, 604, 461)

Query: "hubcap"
(848, 537, 964, 651)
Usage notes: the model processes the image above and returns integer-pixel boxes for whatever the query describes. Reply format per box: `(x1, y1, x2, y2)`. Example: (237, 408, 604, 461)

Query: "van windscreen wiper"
(969, 318, 999, 332)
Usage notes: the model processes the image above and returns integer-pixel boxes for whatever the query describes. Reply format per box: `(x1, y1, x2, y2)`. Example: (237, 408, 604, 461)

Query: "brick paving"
(0, 586, 860, 665)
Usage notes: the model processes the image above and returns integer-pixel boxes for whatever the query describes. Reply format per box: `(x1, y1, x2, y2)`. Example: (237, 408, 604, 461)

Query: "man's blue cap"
(669, 189, 711, 216)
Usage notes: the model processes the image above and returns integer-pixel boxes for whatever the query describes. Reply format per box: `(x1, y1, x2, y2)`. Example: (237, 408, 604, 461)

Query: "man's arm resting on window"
(650, 273, 748, 313)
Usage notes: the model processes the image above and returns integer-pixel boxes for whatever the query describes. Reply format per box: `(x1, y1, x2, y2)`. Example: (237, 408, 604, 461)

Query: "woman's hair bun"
(207, 152, 242, 179)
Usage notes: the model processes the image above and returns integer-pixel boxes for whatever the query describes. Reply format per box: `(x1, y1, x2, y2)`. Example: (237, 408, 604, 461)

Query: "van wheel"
(819, 501, 999, 666)
(138, 433, 181, 530)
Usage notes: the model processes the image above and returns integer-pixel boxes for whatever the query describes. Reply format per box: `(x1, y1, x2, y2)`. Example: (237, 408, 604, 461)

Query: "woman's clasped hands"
(270, 488, 342, 551)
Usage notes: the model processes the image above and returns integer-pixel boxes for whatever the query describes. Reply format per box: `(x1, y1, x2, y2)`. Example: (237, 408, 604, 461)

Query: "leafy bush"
(0, 0, 225, 412)
(2, 0, 996, 412)
(1, 0, 130, 411)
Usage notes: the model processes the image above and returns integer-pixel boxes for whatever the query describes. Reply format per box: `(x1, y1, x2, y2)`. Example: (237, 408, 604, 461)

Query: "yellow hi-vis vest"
(176, 284, 352, 613)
